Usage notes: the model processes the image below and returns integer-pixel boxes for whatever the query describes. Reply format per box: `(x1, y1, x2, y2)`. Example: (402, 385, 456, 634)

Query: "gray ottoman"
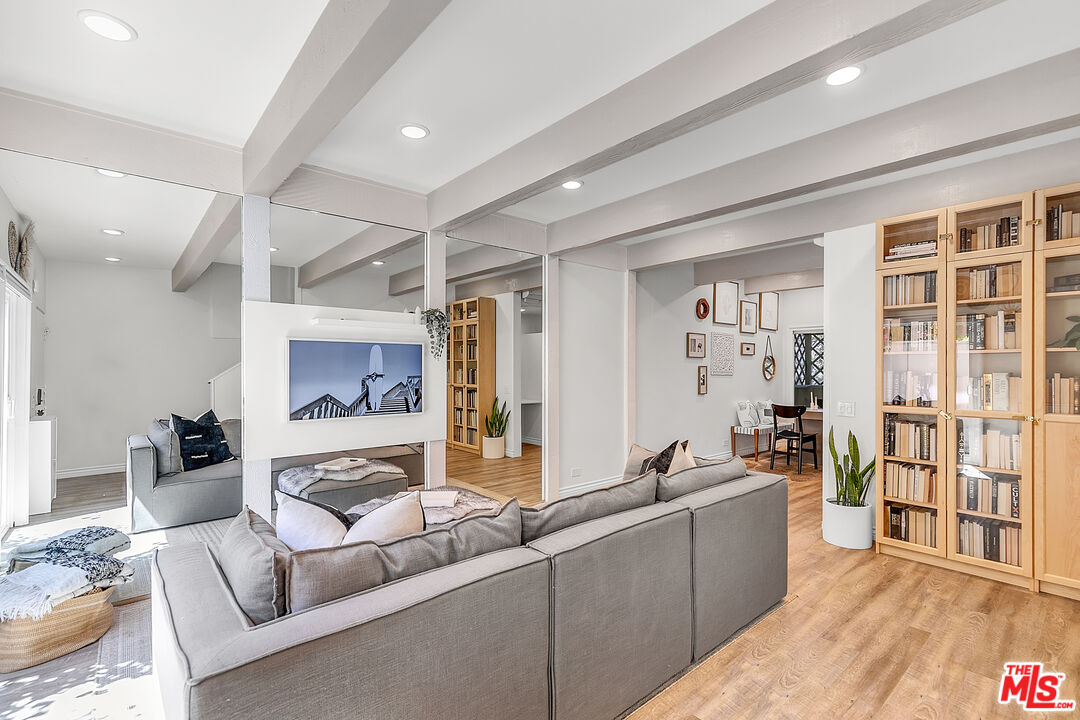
(278, 464, 409, 511)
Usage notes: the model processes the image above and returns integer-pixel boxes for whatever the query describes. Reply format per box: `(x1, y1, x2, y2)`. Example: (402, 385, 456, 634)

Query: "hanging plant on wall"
(421, 308, 450, 359)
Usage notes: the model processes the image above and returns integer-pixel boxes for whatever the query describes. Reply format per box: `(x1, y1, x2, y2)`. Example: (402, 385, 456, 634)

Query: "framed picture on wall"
(686, 332, 706, 358)
(712, 282, 738, 325)
(739, 300, 758, 334)
(697, 365, 708, 395)
(740, 342, 755, 355)
(758, 291, 779, 331)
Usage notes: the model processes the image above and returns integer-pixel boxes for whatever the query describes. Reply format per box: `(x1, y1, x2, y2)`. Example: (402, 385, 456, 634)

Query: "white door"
(0, 276, 32, 531)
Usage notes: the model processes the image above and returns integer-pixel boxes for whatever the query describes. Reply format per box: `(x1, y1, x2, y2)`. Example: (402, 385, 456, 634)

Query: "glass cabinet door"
(947, 253, 1033, 577)
(947, 192, 1033, 263)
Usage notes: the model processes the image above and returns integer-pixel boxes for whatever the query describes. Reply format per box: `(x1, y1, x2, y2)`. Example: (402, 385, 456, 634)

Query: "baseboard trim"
(57, 464, 126, 480)
(522, 436, 543, 446)
(560, 474, 621, 497)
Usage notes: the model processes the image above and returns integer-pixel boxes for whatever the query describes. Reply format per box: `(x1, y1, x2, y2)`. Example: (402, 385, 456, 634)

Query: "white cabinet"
(29, 416, 56, 515)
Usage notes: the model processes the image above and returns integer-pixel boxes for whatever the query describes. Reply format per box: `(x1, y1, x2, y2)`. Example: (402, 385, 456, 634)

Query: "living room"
(1, 2, 1079, 718)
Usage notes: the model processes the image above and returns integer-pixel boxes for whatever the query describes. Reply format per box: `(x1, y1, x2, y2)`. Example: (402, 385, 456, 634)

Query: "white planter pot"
(822, 498, 874, 550)
(481, 435, 505, 459)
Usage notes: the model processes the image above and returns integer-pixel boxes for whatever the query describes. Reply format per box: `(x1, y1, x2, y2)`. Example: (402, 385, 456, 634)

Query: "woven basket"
(0, 586, 115, 673)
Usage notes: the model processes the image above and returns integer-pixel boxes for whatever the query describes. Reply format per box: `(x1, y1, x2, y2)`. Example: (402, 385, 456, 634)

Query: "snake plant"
(829, 427, 876, 507)
(485, 397, 510, 438)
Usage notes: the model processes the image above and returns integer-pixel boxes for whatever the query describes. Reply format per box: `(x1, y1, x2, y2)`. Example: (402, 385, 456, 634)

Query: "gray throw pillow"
(146, 420, 181, 476)
(220, 418, 242, 458)
(656, 455, 748, 502)
(287, 499, 521, 613)
(520, 471, 658, 543)
(218, 508, 290, 624)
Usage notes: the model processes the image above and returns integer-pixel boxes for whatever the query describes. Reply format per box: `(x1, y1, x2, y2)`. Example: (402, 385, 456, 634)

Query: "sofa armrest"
(128, 435, 157, 531)
(152, 543, 551, 720)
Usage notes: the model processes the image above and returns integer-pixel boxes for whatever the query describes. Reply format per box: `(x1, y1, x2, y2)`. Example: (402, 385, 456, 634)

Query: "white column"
(625, 270, 637, 457)
(241, 195, 272, 519)
(424, 231, 447, 488)
(542, 255, 560, 502)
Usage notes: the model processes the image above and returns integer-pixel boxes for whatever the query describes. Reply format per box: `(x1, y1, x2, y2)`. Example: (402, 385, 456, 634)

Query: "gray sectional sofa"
(151, 458, 787, 720)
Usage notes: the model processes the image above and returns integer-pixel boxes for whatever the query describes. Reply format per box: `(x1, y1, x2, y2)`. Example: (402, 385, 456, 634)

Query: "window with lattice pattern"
(794, 331, 824, 407)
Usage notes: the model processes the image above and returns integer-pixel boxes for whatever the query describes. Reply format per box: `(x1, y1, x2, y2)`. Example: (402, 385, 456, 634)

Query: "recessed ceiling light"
(520, 308, 526, 313)
(825, 66, 861, 86)
(269, 247, 279, 252)
(104, 256, 121, 263)
(400, 124, 429, 140)
(78, 10, 138, 42)
(371, 260, 385, 266)
(561, 180, 584, 190)
(101, 228, 124, 236)
(96, 168, 125, 178)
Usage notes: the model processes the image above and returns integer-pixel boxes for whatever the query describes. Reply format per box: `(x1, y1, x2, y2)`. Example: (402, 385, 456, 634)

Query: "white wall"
(559, 261, 627, 491)
(822, 224, 877, 512)
(635, 263, 823, 459)
(298, 261, 423, 312)
(44, 261, 245, 475)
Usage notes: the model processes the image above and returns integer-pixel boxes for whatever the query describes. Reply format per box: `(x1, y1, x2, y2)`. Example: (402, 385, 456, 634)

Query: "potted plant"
(482, 397, 510, 459)
(822, 427, 876, 549)
(420, 308, 450, 360)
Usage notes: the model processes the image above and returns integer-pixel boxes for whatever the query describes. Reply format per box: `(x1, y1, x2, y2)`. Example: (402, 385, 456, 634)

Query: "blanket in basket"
(0, 549, 133, 621)
(277, 459, 406, 496)
(11, 525, 130, 564)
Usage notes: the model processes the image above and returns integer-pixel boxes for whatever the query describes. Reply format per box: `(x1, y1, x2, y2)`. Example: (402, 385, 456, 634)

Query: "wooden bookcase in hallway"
(875, 185, 1080, 602)
(446, 296, 495, 455)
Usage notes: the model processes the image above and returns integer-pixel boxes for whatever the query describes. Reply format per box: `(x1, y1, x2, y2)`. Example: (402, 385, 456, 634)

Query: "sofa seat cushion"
(657, 454, 747, 502)
(520, 471, 657, 544)
(155, 458, 240, 486)
(217, 508, 290, 624)
(287, 499, 520, 613)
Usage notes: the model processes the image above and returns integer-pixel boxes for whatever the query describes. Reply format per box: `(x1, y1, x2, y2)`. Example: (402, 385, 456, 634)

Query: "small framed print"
(739, 300, 758, 334)
(686, 332, 706, 358)
(758, 291, 779, 331)
(740, 342, 756, 356)
(697, 365, 708, 395)
(712, 282, 738, 325)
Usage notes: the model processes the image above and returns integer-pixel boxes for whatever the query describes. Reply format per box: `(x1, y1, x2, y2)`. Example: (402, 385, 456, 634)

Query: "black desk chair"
(770, 404, 818, 475)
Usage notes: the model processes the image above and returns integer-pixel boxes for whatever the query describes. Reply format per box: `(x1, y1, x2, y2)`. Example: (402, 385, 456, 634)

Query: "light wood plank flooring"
(628, 456, 1080, 720)
(446, 442, 542, 506)
(27, 472, 126, 525)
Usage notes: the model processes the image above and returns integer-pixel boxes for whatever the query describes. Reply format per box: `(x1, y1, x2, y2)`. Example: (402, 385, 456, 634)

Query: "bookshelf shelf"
(1045, 290, 1080, 299)
(956, 508, 1021, 523)
(1045, 346, 1079, 352)
(960, 464, 1023, 476)
(957, 348, 1020, 354)
(956, 295, 1023, 306)
(883, 496, 938, 510)
(883, 302, 937, 311)
(882, 455, 936, 466)
(880, 404, 938, 415)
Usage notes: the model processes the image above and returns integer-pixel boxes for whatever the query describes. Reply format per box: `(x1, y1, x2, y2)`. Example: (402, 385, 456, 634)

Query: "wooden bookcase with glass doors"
(446, 296, 495, 455)
(876, 185, 1080, 600)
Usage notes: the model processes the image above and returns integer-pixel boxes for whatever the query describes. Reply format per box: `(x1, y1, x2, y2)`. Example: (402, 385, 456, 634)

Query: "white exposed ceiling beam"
(298, 224, 422, 288)
(693, 242, 822, 285)
(0, 89, 242, 193)
(389, 245, 537, 296)
(171, 194, 242, 292)
(552, 49, 1080, 254)
(743, 269, 825, 294)
(426, 0, 1003, 231)
(273, 165, 427, 232)
(561, 244, 628, 272)
(243, 0, 450, 197)
(451, 266, 543, 300)
(627, 133, 1080, 271)
(449, 213, 547, 255)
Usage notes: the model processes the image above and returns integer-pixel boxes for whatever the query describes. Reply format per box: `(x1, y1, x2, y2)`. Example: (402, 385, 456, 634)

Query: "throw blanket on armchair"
(277, 459, 406, 496)
(0, 549, 133, 620)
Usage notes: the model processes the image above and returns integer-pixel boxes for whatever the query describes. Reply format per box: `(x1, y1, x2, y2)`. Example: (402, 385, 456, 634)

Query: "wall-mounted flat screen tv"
(289, 339, 423, 421)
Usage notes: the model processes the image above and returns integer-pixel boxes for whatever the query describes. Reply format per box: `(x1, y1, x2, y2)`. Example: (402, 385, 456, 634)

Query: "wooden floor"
(629, 456, 1080, 720)
(27, 472, 126, 525)
(446, 442, 543, 506)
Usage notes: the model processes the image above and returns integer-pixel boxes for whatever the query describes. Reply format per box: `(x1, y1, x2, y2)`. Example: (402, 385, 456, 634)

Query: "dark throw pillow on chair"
(171, 409, 235, 471)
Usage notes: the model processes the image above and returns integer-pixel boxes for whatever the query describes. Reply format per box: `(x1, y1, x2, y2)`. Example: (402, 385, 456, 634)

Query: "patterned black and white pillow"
(641, 440, 685, 476)
(171, 410, 235, 471)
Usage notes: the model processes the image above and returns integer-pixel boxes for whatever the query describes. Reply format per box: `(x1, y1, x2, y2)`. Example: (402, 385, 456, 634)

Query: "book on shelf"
(884, 370, 937, 407)
(882, 318, 938, 352)
(1048, 373, 1080, 414)
(962, 372, 1021, 412)
(956, 420, 1021, 470)
(957, 470, 1020, 518)
(956, 311, 1021, 350)
(1047, 204, 1080, 241)
(884, 272, 937, 305)
(958, 517, 1020, 566)
(884, 462, 937, 503)
(885, 240, 937, 261)
(957, 216, 1020, 252)
(955, 264, 1021, 300)
(887, 505, 937, 547)
(883, 417, 938, 460)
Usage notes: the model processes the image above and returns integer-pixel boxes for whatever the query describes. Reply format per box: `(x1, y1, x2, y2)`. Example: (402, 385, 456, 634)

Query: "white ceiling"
(306, 0, 772, 192)
(0, 149, 217, 268)
(218, 205, 373, 268)
(0, 1, 329, 146)
(504, 0, 1080, 225)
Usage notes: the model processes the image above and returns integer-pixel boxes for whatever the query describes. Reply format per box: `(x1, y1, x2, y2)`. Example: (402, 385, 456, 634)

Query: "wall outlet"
(836, 401, 856, 418)
(570, 467, 583, 479)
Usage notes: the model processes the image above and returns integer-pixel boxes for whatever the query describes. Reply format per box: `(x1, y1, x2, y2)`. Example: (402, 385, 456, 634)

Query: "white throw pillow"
(757, 401, 775, 425)
(274, 491, 349, 551)
(736, 401, 759, 427)
(342, 491, 424, 545)
(667, 441, 697, 475)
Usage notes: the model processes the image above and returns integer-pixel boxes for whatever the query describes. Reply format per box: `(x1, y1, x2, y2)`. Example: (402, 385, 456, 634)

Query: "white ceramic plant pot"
(822, 498, 874, 550)
(482, 435, 505, 459)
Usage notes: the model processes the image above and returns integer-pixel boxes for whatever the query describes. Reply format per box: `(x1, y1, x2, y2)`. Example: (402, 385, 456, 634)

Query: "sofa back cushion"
(287, 499, 521, 613)
(220, 418, 242, 458)
(656, 455, 747, 502)
(217, 508, 290, 624)
(520, 471, 657, 544)
(147, 420, 181, 476)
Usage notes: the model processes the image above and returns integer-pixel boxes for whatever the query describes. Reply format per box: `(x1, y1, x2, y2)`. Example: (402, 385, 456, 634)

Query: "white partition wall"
(0, 273, 31, 530)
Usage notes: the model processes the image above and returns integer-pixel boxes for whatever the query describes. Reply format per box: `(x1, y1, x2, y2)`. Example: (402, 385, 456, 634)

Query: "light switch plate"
(836, 401, 856, 417)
